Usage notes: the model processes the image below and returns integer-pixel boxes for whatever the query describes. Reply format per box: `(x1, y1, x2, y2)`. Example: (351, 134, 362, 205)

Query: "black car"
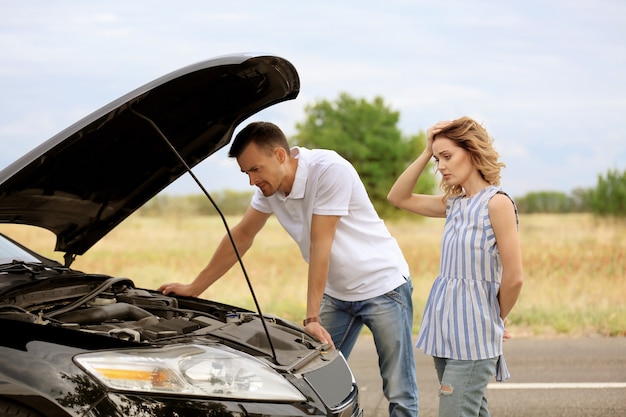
(0, 54, 362, 417)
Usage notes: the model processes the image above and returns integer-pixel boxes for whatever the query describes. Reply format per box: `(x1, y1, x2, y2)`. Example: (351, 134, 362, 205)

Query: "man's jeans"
(320, 277, 418, 417)
(433, 356, 497, 417)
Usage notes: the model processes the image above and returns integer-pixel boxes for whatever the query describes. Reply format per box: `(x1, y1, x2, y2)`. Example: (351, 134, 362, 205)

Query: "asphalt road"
(347, 335, 626, 417)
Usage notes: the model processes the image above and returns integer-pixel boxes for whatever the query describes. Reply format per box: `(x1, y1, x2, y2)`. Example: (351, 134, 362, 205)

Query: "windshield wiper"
(0, 260, 44, 274)
(0, 260, 70, 275)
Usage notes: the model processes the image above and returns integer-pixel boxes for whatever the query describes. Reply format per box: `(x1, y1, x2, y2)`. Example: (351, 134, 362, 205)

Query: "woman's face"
(432, 136, 474, 188)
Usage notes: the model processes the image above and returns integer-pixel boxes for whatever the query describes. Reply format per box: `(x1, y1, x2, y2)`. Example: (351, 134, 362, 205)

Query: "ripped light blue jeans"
(433, 356, 497, 417)
(320, 277, 418, 417)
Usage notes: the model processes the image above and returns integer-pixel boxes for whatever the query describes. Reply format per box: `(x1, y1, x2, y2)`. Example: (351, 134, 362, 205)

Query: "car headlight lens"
(75, 344, 306, 401)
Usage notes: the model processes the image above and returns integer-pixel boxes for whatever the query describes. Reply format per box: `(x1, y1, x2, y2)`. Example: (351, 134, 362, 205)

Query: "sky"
(1, 0, 625, 199)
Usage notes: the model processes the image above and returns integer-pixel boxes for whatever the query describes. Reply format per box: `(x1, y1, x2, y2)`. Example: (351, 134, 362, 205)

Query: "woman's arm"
(387, 149, 446, 218)
(490, 193, 524, 319)
(388, 121, 451, 218)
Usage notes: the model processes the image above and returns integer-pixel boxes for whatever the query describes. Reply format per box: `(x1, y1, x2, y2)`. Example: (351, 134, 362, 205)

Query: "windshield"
(0, 235, 41, 264)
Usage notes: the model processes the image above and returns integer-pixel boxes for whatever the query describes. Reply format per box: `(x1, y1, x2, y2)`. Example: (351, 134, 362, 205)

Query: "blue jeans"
(433, 357, 497, 417)
(320, 278, 418, 417)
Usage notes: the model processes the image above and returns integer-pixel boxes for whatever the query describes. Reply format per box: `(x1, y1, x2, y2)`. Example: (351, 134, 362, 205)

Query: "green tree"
(292, 92, 435, 216)
(210, 189, 254, 215)
(570, 187, 591, 212)
(139, 190, 253, 217)
(515, 191, 574, 214)
(584, 168, 626, 217)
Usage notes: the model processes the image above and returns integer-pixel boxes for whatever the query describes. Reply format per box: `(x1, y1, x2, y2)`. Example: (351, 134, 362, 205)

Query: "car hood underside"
(0, 54, 299, 264)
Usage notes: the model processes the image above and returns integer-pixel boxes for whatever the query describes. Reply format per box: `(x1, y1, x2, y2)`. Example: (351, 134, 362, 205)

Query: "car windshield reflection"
(0, 235, 40, 265)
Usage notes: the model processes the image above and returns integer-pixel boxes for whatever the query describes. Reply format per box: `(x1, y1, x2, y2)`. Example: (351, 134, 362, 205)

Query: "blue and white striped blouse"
(416, 185, 517, 381)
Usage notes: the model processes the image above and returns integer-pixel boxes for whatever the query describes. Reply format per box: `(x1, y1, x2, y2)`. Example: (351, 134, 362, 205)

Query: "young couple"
(159, 117, 524, 417)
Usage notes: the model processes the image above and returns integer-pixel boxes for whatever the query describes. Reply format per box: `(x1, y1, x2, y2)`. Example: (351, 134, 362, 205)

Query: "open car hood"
(0, 54, 299, 263)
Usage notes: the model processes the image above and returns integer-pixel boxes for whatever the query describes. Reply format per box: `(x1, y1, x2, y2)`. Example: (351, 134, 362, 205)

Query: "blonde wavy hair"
(434, 116, 506, 198)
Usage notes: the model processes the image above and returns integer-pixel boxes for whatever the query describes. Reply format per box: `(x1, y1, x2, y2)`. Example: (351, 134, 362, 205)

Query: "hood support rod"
(129, 107, 278, 364)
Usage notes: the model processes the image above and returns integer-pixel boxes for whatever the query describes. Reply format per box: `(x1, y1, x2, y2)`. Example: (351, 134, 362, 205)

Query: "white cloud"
(1, 0, 625, 198)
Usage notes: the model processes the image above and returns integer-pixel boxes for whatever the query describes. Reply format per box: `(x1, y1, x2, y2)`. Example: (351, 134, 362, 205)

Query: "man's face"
(237, 142, 287, 196)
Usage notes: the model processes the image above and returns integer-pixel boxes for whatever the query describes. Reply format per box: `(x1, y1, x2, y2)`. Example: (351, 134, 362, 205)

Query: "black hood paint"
(0, 54, 299, 262)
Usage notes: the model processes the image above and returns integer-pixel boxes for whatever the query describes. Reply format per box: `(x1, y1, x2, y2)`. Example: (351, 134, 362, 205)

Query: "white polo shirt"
(250, 147, 409, 301)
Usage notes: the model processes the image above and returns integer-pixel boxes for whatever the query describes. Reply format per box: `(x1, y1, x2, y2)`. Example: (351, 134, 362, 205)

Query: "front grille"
(303, 352, 362, 416)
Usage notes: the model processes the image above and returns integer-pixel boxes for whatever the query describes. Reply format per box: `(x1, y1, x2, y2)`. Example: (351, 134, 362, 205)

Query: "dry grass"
(2, 213, 624, 337)
(391, 214, 626, 337)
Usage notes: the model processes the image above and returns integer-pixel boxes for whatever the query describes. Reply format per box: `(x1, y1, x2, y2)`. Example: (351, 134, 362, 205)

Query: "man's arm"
(159, 206, 271, 297)
(304, 213, 340, 348)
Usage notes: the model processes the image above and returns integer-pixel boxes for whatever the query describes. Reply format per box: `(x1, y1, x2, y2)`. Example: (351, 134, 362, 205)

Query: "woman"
(388, 117, 524, 417)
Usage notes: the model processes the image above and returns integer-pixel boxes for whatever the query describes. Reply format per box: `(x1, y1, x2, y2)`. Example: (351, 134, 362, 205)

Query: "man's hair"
(228, 121, 290, 158)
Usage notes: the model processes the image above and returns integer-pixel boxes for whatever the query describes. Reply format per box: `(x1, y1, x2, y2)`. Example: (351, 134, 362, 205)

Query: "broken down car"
(0, 53, 363, 417)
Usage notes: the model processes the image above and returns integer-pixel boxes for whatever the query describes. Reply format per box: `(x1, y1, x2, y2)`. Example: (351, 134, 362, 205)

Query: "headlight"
(75, 344, 306, 401)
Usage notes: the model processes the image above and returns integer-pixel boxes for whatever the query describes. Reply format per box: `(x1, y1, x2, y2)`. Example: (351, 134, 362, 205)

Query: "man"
(159, 121, 418, 417)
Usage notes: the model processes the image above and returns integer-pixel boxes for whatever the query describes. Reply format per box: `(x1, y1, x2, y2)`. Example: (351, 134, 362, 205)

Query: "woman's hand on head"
(426, 120, 452, 153)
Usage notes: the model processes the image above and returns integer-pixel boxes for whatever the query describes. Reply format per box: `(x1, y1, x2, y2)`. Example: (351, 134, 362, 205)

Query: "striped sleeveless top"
(415, 185, 517, 381)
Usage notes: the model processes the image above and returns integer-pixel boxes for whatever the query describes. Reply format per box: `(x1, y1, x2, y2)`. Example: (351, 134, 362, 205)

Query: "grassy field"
(2, 213, 624, 337)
